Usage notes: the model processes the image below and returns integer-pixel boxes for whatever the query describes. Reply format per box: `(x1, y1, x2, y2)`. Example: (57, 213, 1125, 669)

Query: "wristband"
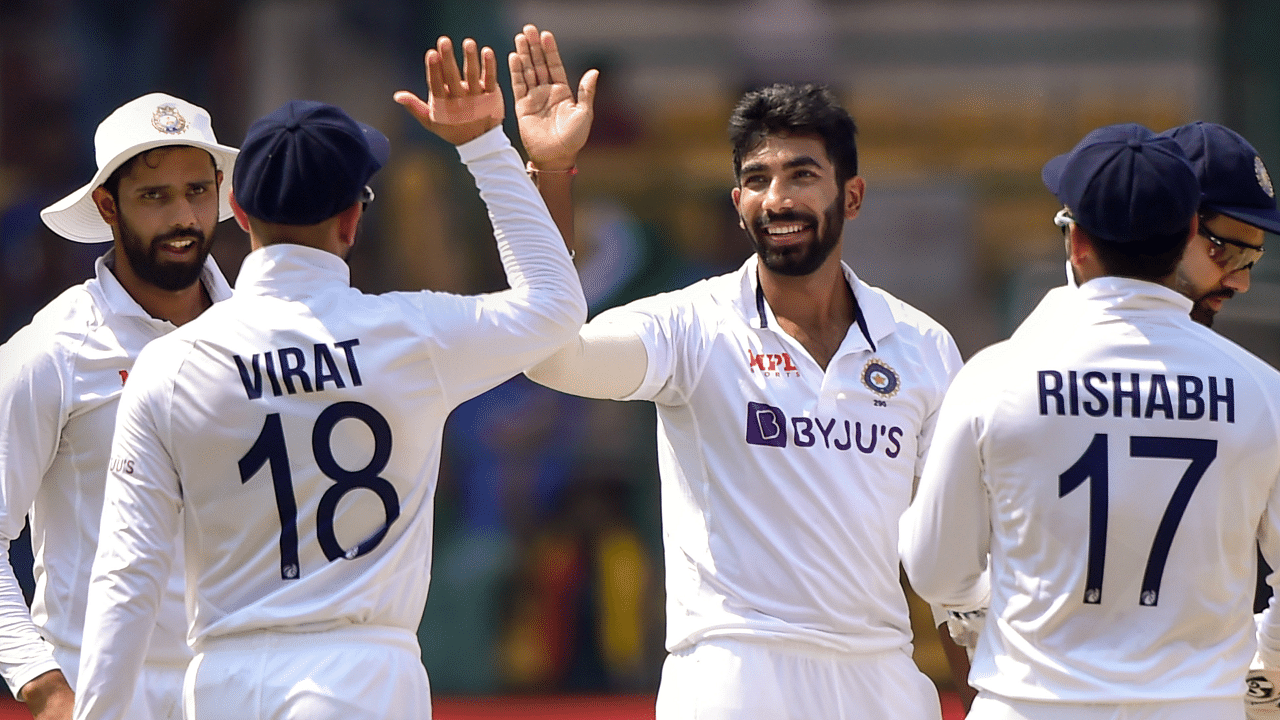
(526, 161, 578, 179)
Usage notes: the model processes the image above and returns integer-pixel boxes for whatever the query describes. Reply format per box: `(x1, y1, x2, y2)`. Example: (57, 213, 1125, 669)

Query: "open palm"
(510, 25, 597, 169)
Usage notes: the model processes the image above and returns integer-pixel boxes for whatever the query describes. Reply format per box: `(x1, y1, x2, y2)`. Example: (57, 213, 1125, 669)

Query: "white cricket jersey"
(74, 127, 585, 720)
(597, 256, 962, 655)
(900, 276, 1280, 703)
(0, 251, 227, 695)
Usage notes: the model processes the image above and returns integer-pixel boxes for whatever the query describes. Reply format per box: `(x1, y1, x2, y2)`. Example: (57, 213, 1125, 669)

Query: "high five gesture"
(395, 36, 504, 146)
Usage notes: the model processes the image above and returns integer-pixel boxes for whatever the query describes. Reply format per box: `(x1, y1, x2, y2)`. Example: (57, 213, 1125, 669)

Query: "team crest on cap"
(151, 104, 188, 135)
(862, 359, 899, 398)
(1256, 156, 1274, 198)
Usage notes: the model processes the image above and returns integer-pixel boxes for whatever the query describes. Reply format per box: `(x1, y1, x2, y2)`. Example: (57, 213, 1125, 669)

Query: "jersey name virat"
(234, 339, 364, 399)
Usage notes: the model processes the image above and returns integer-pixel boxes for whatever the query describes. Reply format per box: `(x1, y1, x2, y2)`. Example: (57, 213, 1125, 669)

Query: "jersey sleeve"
(406, 127, 587, 404)
(914, 326, 965, 481)
(900, 354, 993, 611)
(74, 347, 183, 720)
(0, 333, 71, 695)
(591, 292, 709, 407)
(524, 317, 651, 400)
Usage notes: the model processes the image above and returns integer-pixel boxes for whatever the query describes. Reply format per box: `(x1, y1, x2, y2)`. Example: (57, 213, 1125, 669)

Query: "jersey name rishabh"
(745, 401, 905, 456)
(234, 338, 365, 399)
(1037, 369, 1235, 422)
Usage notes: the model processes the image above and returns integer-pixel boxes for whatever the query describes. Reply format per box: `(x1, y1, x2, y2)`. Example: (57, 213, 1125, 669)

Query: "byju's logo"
(748, 349, 799, 377)
(746, 402, 788, 447)
(745, 402, 904, 457)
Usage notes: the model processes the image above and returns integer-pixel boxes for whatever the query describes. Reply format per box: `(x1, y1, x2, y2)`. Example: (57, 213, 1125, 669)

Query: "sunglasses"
(1199, 217, 1264, 272)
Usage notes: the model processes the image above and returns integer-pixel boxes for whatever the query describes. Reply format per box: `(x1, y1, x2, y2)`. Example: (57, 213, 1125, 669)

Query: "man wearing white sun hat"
(0, 92, 237, 720)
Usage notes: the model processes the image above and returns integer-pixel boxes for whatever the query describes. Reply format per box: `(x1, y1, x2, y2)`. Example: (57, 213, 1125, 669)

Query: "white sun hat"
(40, 92, 239, 243)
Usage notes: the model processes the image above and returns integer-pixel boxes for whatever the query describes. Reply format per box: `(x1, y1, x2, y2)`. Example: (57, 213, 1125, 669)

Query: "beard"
(117, 214, 214, 292)
(745, 197, 844, 277)
(1189, 290, 1233, 328)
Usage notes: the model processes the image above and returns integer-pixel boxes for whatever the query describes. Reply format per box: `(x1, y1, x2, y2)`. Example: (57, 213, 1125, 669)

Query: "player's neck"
(759, 259, 854, 369)
(113, 260, 212, 327)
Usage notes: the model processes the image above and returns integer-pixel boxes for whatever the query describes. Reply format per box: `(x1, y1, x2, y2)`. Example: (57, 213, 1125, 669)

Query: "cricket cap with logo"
(1042, 122, 1200, 252)
(41, 93, 239, 243)
(1159, 121, 1280, 235)
(232, 100, 390, 226)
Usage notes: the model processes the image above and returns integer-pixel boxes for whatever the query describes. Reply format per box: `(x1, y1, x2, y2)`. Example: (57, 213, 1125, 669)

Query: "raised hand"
(509, 25, 598, 171)
(395, 36, 505, 146)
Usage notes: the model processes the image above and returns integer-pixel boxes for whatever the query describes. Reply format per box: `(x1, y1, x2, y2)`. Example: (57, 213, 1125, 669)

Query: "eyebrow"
(740, 156, 825, 175)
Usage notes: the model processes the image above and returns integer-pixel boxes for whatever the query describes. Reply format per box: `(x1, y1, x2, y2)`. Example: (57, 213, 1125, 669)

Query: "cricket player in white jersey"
(0, 93, 237, 720)
(900, 122, 1280, 720)
(525, 82, 963, 719)
(72, 37, 586, 720)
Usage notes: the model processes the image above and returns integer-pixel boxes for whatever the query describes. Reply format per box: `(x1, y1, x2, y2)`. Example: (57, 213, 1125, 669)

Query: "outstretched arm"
(395, 35, 505, 146)
(509, 24, 598, 250)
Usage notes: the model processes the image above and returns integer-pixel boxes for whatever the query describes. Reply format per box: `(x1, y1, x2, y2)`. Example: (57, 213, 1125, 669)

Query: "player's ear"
(91, 186, 118, 226)
(228, 190, 251, 233)
(843, 176, 864, 220)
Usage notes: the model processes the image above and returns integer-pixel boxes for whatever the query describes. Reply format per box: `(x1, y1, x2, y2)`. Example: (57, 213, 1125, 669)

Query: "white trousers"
(970, 691, 1243, 720)
(184, 626, 431, 720)
(655, 637, 942, 720)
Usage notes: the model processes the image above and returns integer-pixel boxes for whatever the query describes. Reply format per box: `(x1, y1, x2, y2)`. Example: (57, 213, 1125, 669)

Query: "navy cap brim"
(1207, 203, 1280, 235)
(1042, 153, 1070, 197)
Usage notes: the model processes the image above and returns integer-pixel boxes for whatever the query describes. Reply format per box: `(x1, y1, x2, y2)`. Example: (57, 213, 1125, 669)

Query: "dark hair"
(729, 83, 858, 186)
(102, 145, 218, 201)
(1087, 228, 1191, 281)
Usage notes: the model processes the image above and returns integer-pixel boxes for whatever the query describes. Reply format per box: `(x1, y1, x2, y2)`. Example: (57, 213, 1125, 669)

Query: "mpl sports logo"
(747, 349, 800, 378)
(745, 402, 904, 457)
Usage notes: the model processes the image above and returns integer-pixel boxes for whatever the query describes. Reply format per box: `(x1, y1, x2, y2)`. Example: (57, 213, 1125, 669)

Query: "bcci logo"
(1257, 156, 1274, 199)
(862, 359, 900, 398)
(152, 104, 188, 135)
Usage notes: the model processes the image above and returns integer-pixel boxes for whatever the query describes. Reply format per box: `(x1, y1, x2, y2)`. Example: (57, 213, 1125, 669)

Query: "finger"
(462, 38, 481, 94)
(524, 25, 550, 85)
(577, 68, 599, 114)
(437, 36, 463, 95)
(508, 51, 528, 99)
(541, 30, 569, 87)
(514, 32, 538, 89)
(393, 90, 433, 128)
(425, 50, 446, 100)
(480, 46, 499, 94)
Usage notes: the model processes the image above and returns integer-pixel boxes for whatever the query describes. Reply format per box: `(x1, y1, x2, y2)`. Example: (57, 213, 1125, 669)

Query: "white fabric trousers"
(969, 691, 1242, 720)
(184, 626, 430, 720)
(655, 637, 942, 720)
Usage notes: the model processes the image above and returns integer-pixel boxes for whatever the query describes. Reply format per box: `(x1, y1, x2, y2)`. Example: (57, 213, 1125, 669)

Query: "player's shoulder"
(0, 283, 102, 375)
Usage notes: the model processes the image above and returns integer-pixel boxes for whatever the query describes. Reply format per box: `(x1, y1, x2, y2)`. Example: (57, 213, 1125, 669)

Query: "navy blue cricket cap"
(1042, 122, 1200, 250)
(1160, 121, 1280, 234)
(234, 100, 390, 225)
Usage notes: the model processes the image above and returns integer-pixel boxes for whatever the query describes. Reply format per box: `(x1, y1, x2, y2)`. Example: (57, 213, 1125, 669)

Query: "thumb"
(577, 69, 599, 115)
(394, 90, 439, 132)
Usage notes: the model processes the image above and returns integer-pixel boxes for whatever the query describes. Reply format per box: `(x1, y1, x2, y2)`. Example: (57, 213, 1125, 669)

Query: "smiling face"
(731, 133, 863, 277)
(94, 146, 221, 292)
(1173, 212, 1265, 327)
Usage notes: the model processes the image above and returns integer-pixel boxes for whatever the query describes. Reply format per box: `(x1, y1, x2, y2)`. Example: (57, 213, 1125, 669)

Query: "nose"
(1223, 266, 1251, 294)
(762, 177, 793, 213)
(169, 196, 200, 230)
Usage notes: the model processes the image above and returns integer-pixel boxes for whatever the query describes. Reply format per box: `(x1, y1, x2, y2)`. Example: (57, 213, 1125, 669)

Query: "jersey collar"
(95, 247, 233, 320)
(234, 243, 352, 299)
(740, 255, 896, 353)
